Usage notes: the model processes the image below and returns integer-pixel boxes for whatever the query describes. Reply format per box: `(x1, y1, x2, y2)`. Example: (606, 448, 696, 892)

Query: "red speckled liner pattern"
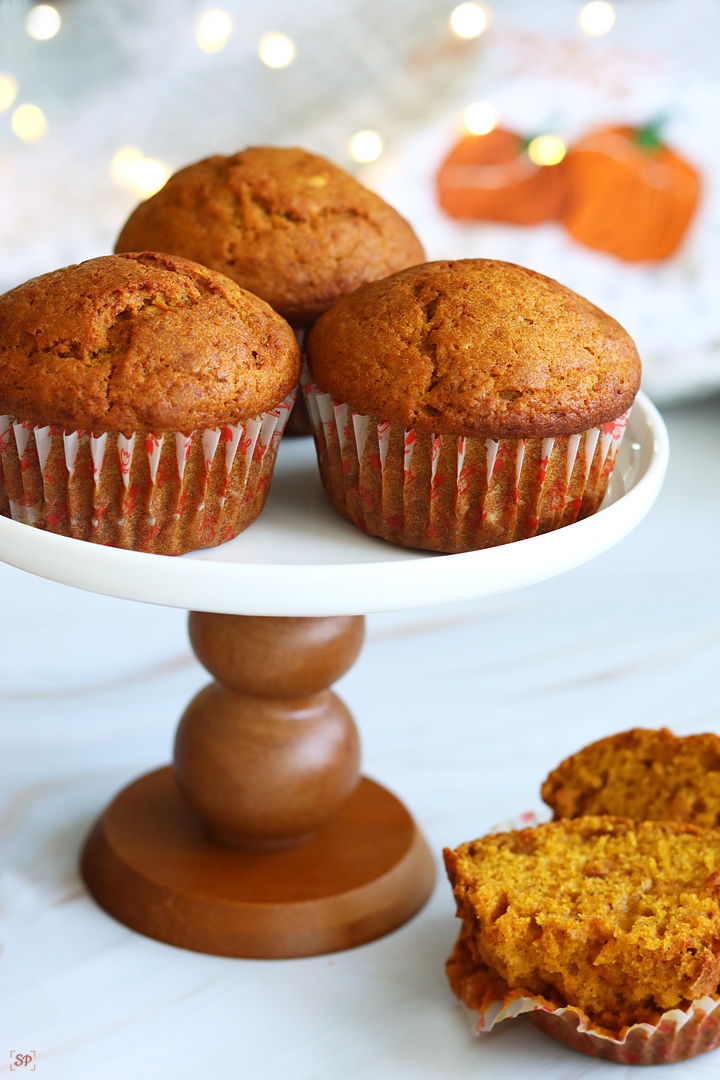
(0, 391, 295, 555)
(302, 367, 629, 554)
(531, 997, 720, 1065)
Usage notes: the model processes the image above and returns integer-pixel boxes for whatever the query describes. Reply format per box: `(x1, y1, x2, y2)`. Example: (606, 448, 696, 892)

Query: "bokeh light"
(0, 74, 19, 112)
(196, 9, 232, 53)
(526, 135, 566, 166)
(125, 159, 168, 197)
(111, 147, 167, 197)
(350, 131, 383, 163)
(579, 1, 615, 35)
(464, 102, 497, 135)
(259, 32, 295, 68)
(11, 104, 47, 141)
(111, 146, 145, 182)
(450, 3, 489, 39)
(25, 4, 61, 40)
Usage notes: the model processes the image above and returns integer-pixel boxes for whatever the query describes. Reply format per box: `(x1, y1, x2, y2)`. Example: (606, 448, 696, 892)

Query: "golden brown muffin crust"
(115, 146, 425, 327)
(307, 259, 641, 438)
(542, 728, 720, 827)
(0, 252, 301, 433)
(445, 817, 720, 1033)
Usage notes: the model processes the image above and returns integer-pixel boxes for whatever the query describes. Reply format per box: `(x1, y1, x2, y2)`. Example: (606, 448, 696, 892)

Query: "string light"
(112, 147, 167, 197)
(196, 9, 232, 53)
(111, 146, 145, 182)
(11, 103, 47, 141)
(25, 4, 61, 40)
(0, 74, 19, 112)
(464, 103, 496, 135)
(128, 160, 168, 196)
(350, 131, 383, 163)
(259, 32, 295, 68)
(526, 135, 566, 166)
(450, 3, 489, 39)
(579, 1, 615, 35)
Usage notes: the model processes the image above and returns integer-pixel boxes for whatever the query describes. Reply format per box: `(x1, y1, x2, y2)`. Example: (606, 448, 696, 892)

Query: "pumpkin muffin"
(0, 252, 301, 554)
(542, 728, 720, 827)
(115, 146, 424, 327)
(445, 817, 720, 1062)
(304, 258, 640, 552)
(115, 146, 425, 434)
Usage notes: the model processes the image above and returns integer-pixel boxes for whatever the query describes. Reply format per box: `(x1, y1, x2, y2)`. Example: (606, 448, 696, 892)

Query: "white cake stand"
(0, 392, 668, 959)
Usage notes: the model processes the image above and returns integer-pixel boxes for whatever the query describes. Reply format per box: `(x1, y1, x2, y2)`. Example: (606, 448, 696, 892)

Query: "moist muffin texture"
(307, 259, 640, 439)
(444, 817, 720, 1035)
(114, 147, 425, 328)
(0, 251, 300, 432)
(542, 728, 720, 828)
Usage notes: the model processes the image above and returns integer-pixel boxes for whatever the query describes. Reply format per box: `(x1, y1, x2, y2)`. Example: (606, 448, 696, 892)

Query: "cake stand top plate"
(0, 392, 668, 616)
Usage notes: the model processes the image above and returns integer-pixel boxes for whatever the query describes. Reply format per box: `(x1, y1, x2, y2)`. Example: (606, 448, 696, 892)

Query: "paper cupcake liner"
(453, 950, 720, 1065)
(447, 812, 720, 1065)
(0, 390, 295, 555)
(285, 327, 313, 437)
(302, 366, 630, 553)
(530, 997, 720, 1065)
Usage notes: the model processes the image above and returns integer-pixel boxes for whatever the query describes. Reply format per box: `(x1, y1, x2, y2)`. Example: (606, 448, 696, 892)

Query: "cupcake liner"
(294, 327, 308, 350)
(453, 950, 720, 1065)
(285, 327, 313, 437)
(302, 366, 630, 553)
(447, 812, 720, 1065)
(531, 996, 720, 1065)
(0, 390, 295, 555)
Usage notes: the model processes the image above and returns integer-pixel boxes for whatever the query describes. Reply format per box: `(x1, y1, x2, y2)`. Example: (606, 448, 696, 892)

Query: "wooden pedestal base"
(81, 613, 435, 957)
(82, 767, 435, 958)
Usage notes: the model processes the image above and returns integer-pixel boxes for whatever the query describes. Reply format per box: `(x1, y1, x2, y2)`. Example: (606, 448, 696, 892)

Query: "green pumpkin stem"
(634, 115, 668, 152)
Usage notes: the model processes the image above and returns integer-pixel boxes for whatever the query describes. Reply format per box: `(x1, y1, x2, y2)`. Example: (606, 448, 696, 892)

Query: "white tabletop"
(1, 394, 719, 1079)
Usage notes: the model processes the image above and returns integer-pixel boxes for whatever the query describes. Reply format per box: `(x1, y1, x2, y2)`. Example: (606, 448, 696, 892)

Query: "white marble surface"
(1, 395, 719, 1079)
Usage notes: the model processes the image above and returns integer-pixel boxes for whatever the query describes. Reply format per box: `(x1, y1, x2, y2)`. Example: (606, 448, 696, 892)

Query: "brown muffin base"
(0, 393, 294, 555)
(303, 371, 630, 553)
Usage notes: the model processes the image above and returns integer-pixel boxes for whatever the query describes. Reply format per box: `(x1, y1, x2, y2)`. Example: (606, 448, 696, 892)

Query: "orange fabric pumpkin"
(561, 123, 701, 262)
(436, 128, 569, 225)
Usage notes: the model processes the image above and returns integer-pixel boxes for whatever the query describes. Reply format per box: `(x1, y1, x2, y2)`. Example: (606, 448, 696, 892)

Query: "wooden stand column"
(81, 614, 436, 958)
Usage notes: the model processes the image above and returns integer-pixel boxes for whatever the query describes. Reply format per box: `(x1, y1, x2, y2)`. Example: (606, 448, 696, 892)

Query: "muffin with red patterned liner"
(304, 259, 640, 553)
(0, 252, 300, 554)
(444, 817, 720, 1065)
(114, 146, 425, 435)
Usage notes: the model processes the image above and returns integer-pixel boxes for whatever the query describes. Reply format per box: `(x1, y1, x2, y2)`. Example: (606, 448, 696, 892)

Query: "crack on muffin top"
(0, 252, 301, 433)
(307, 259, 641, 439)
(114, 146, 424, 327)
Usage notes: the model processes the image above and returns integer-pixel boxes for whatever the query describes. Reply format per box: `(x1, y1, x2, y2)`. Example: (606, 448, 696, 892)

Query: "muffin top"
(114, 146, 425, 327)
(307, 259, 641, 439)
(542, 728, 720, 827)
(0, 252, 301, 433)
(445, 817, 720, 1033)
